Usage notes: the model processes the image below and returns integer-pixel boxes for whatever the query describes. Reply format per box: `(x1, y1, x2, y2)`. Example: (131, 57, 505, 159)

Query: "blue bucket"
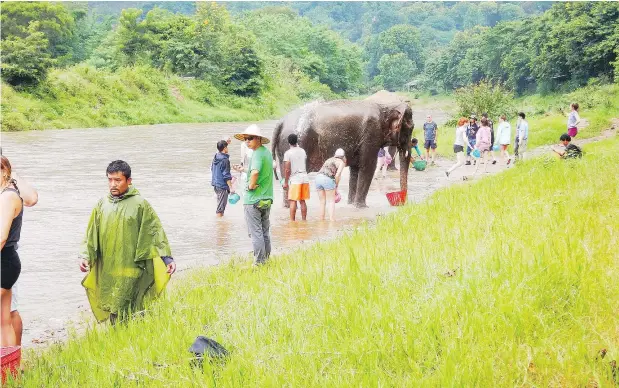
(492, 145, 499, 152)
(472, 149, 481, 158)
(228, 193, 240, 204)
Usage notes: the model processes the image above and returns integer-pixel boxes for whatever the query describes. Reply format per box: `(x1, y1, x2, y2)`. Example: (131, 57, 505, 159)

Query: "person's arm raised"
(11, 172, 38, 207)
(0, 192, 20, 250)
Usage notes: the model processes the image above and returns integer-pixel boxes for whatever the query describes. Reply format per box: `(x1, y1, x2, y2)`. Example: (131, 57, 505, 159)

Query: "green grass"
(11, 136, 619, 387)
(0, 64, 307, 131)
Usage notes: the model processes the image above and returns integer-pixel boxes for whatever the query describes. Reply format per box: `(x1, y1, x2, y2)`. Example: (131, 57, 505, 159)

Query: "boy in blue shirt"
(211, 140, 234, 217)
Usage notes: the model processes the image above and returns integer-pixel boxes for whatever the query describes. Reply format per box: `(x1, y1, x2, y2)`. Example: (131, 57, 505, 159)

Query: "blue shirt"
(423, 121, 438, 141)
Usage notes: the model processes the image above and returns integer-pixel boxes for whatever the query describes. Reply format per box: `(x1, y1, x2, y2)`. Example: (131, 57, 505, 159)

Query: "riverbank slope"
(1, 64, 332, 131)
(12, 134, 619, 387)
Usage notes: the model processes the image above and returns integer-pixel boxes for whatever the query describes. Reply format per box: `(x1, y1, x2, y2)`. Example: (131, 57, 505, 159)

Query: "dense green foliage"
(423, 2, 619, 94)
(453, 81, 515, 122)
(1, 1, 617, 131)
(10, 135, 619, 387)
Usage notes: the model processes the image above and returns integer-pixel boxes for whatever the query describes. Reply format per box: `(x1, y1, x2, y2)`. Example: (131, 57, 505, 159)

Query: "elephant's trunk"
(399, 146, 410, 193)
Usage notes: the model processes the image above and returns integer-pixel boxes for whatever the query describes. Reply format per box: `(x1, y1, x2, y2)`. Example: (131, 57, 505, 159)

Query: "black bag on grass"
(189, 336, 229, 368)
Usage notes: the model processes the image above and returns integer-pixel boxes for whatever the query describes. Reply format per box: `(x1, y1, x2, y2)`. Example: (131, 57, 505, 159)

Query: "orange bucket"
(1, 346, 21, 384)
(386, 190, 407, 206)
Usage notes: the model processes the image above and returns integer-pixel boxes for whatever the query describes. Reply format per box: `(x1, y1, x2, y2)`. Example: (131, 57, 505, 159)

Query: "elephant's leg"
(348, 166, 359, 205)
(353, 166, 374, 208)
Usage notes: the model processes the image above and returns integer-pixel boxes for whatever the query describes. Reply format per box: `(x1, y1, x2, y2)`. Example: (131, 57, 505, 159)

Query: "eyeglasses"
(244, 136, 255, 141)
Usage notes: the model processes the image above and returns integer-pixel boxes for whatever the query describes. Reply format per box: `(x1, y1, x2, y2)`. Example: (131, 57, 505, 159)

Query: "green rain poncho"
(80, 186, 172, 322)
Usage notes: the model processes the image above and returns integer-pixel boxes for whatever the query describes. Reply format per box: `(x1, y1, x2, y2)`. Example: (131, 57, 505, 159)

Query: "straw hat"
(234, 124, 270, 145)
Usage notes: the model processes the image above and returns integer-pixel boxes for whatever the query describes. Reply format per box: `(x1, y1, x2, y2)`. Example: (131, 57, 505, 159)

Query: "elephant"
(271, 97, 414, 208)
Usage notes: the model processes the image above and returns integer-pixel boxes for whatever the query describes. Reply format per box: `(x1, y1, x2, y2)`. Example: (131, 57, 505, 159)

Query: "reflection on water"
(2, 110, 452, 347)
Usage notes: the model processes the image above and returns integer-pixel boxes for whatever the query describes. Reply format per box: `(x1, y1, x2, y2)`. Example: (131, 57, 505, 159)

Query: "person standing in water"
(211, 140, 234, 217)
(282, 133, 309, 221)
(315, 149, 346, 221)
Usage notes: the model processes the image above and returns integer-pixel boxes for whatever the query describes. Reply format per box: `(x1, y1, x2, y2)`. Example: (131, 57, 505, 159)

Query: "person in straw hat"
(234, 124, 274, 265)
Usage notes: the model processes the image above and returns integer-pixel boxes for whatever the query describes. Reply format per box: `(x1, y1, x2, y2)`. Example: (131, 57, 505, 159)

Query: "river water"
(2, 112, 459, 347)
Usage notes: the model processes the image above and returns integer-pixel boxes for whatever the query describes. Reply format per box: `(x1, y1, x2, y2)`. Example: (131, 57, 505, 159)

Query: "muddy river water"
(2, 110, 458, 347)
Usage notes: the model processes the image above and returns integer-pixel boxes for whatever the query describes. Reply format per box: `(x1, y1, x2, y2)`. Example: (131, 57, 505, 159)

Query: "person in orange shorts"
(282, 133, 309, 221)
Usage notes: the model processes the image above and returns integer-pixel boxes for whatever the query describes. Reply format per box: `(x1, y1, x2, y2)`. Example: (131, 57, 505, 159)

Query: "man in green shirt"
(234, 125, 274, 265)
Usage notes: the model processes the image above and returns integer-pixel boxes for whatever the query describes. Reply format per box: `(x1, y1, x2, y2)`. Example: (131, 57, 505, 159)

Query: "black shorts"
(1, 246, 21, 289)
(424, 140, 437, 149)
(453, 145, 464, 153)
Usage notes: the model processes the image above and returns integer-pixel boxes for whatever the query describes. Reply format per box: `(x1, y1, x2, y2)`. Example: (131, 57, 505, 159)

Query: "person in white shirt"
(445, 117, 473, 178)
(514, 112, 529, 163)
(282, 133, 309, 221)
(494, 114, 512, 165)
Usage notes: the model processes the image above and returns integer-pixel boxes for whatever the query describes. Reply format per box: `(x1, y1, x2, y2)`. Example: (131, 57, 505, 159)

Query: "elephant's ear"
(387, 103, 409, 137)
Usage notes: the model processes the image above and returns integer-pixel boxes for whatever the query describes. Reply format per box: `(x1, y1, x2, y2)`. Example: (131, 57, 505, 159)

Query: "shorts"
(1, 246, 21, 290)
(214, 187, 229, 215)
(568, 127, 578, 137)
(453, 145, 464, 153)
(315, 173, 336, 191)
(424, 139, 437, 149)
(288, 183, 310, 201)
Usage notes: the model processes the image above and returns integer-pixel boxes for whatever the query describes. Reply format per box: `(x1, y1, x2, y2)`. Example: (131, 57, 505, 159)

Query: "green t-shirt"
(244, 145, 274, 205)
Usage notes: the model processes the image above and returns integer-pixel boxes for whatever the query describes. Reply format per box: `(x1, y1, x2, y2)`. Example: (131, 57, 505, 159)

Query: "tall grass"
(11, 136, 619, 387)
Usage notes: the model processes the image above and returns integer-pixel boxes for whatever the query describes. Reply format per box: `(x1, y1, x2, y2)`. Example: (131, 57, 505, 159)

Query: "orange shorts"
(288, 183, 310, 201)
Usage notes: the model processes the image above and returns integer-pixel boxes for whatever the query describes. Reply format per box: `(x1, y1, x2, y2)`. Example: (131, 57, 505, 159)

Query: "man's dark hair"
(288, 133, 298, 146)
(518, 112, 526, 119)
(411, 138, 418, 144)
(560, 133, 571, 142)
(106, 160, 131, 179)
(217, 140, 228, 152)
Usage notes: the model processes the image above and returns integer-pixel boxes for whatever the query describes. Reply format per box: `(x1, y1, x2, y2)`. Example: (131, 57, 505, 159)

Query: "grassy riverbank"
(415, 84, 619, 159)
(11, 135, 619, 387)
(0, 64, 331, 131)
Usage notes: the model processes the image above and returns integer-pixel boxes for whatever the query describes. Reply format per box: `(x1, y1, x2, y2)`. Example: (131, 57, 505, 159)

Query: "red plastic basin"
(386, 190, 407, 206)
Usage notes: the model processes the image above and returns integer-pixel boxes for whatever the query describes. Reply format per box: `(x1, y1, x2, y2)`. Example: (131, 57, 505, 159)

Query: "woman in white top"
(494, 114, 512, 165)
(567, 102, 580, 137)
(445, 117, 473, 178)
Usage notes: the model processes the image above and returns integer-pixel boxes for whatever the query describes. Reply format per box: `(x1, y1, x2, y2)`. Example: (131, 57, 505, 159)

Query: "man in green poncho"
(78, 160, 176, 323)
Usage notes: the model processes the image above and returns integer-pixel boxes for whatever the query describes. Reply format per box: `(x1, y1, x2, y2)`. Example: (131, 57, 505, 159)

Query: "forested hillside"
(1, 1, 617, 131)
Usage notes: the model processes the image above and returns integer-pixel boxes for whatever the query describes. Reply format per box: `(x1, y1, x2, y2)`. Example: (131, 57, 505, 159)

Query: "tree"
(1, 26, 54, 86)
(375, 53, 417, 91)
(0, 2, 75, 61)
(454, 81, 515, 120)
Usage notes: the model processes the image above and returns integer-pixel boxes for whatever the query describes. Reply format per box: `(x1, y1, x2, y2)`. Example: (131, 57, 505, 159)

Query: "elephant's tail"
(272, 120, 283, 181)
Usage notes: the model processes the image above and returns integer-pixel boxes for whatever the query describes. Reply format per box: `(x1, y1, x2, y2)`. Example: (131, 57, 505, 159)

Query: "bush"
(454, 80, 515, 119)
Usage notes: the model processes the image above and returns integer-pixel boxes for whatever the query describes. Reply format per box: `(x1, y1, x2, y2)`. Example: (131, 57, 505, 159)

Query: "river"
(2, 109, 457, 347)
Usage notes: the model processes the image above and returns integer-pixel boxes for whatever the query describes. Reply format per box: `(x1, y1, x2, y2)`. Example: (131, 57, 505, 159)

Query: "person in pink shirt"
(474, 118, 492, 175)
